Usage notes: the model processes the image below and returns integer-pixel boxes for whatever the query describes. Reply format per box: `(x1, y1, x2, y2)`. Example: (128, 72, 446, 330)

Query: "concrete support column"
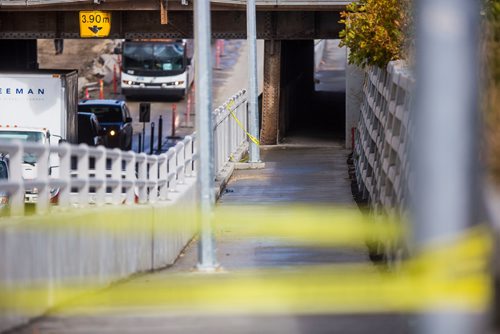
(0, 40, 38, 70)
(261, 40, 281, 145)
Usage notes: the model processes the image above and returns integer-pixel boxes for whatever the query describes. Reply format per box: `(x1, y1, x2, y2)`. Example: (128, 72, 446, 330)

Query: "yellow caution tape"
(0, 202, 491, 316)
(225, 99, 260, 145)
(8, 205, 403, 248)
(0, 226, 491, 316)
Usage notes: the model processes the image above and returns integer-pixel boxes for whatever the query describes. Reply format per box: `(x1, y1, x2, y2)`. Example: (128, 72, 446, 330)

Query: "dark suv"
(78, 100, 133, 151)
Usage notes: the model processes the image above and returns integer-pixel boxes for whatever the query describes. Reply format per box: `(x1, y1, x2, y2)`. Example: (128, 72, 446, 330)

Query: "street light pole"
(414, 0, 483, 332)
(194, 0, 217, 270)
(247, 0, 260, 163)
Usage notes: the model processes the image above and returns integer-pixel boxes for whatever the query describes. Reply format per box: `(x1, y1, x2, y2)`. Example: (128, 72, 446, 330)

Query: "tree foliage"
(339, 0, 410, 68)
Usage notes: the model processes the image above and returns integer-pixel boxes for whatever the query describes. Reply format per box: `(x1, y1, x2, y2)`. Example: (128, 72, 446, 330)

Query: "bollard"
(138, 133, 142, 153)
(85, 88, 90, 99)
(158, 115, 163, 153)
(99, 79, 104, 99)
(113, 64, 118, 95)
(171, 104, 177, 137)
(150, 122, 155, 155)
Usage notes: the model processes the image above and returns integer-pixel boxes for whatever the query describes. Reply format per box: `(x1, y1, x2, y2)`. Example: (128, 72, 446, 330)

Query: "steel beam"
(0, 0, 347, 11)
(0, 11, 341, 39)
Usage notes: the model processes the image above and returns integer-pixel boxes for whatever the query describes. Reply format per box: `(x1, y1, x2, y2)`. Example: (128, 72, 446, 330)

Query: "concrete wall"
(0, 176, 197, 333)
(345, 50, 365, 150)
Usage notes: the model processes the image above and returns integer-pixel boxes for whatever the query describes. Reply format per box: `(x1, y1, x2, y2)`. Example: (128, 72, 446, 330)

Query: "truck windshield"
(0, 131, 44, 143)
(78, 106, 123, 123)
(0, 131, 44, 165)
(123, 42, 185, 72)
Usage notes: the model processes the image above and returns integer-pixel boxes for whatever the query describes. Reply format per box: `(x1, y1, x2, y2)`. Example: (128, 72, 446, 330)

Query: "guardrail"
(353, 61, 414, 215)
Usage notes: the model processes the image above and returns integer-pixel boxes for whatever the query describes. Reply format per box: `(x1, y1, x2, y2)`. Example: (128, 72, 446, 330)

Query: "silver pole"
(414, 0, 482, 332)
(195, 0, 217, 270)
(247, 0, 260, 162)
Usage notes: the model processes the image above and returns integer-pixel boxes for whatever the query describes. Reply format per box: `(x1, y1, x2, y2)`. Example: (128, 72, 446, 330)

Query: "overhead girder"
(0, 10, 341, 39)
(0, 0, 347, 11)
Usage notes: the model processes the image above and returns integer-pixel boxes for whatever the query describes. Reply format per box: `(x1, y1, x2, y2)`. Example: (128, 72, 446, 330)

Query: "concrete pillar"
(0, 40, 38, 70)
(345, 49, 364, 150)
(261, 40, 281, 145)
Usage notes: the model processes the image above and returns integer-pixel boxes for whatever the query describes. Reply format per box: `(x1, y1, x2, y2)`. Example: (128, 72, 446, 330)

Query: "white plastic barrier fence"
(0, 136, 196, 216)
(0, 92, 250, 332)
(0, 91, 249, 216)
(213, 89, 248, 173)
(354, 61, 414, 215)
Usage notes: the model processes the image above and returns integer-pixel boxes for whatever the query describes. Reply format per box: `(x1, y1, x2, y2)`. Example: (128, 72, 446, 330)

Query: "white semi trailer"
(0, 70, 79, 203)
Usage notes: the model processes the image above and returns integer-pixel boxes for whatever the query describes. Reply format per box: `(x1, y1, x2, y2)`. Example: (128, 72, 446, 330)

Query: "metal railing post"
(247, 0, 260, 163)
(167, 147, 177, 192)
(35, 144, 49, 214)
(77, 144, 89, 207)
(124, 152, 135, 204)
(111, 149, 122, 205)
(57, 143, 71, 207)
(8, 141, 24, 215)
(95, 146, 106, 206)
(414, 0, 482, 333)
(148, 155, 159, 203)
(137, 153, 148, 204)
(194, 0, 217, 270)
(158, 154, 168, 200)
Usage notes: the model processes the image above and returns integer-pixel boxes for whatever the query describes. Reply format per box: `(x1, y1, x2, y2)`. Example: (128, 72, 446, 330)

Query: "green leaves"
(339, 0, 409, 68)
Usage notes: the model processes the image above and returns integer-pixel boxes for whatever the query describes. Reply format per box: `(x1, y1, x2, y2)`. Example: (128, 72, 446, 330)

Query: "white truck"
(0, 70, 78, 203)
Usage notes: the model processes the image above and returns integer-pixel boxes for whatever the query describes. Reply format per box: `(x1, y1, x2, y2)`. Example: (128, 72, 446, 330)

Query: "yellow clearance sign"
(79, 11, 111, 38)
